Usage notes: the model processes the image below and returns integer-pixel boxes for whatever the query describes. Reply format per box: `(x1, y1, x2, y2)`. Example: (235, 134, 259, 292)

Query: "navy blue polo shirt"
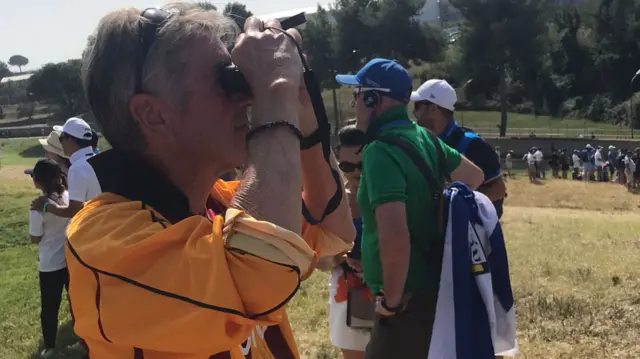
(440, 120, 504, 217)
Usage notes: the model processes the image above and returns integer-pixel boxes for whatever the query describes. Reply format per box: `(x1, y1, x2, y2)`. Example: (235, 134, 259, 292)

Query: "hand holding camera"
(232, 17, 302, 124)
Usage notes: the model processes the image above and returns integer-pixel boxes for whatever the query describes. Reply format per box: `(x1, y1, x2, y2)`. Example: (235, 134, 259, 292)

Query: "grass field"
(2, 138, 640, 358)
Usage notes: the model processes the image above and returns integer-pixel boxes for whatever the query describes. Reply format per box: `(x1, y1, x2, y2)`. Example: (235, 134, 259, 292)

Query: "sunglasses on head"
(136, 8, 253, 99)
(338, 161, 362, 173)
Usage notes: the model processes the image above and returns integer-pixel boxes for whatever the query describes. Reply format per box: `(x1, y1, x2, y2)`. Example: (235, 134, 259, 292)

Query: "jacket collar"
(87, 150, 191, 224)
(70, 146, 96, 164)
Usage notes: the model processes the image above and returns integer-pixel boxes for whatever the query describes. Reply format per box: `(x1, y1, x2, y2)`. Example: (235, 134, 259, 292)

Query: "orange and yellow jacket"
(65, 151, 352, 359)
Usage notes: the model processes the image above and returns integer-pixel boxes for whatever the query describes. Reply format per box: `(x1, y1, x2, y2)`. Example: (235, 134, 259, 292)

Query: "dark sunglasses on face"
(136, 8, 253, 99)
(339, 161, 362, 173)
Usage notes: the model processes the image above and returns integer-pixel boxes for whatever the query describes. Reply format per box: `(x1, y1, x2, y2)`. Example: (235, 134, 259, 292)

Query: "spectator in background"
(608, 145, 616, 181)
(572, 149, 582, 180)
(524, 148, 537, 182)
(27, 159, 70, 359)
(33, 130, 71, 175)
(549, 149, 560, 178)
(624, 149, 636, 190)
(321, 124, 370, 359)
(632, 148, 640, 189)
(336, 60, 483, 359)
(534, 147, 544, 179)
(594, 146, 604, 181)
(412, 79, 506, 218)
(559, 149, 569, 179)
(616, 149, 626, 184)
(31, 117, 101, 218)
(582, 144, 595, 182)
(505, 150, 513, 178)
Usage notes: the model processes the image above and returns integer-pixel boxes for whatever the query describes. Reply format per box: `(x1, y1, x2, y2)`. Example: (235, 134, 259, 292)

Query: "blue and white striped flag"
(428, 183, 518, 359)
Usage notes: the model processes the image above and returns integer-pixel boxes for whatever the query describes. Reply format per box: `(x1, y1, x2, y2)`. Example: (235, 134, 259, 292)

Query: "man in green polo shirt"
(336, 59, 483, 359)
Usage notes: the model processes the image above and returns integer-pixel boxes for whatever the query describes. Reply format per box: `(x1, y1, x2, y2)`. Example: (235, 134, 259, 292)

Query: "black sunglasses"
(339, 161, 362, 173)
(136, 9, 344, 225)
(136, 8, 252, 98)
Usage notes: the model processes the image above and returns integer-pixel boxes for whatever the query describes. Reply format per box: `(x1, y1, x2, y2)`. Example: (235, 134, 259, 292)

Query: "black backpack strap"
(377, 131, 449, 200)
(427, 131, 452, 183)
(376, 132, 448, 272)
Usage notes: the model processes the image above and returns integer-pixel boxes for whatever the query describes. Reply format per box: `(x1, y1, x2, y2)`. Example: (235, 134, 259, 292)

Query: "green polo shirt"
(357, 106, 462, 296)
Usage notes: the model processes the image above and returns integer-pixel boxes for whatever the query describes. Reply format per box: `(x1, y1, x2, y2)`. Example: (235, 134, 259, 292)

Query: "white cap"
(410, 79, 457, 111)
(53, 117, 93, 141)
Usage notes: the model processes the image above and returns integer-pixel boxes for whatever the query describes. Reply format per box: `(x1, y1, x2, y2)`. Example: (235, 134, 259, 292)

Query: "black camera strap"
(266, 27, 342, 225)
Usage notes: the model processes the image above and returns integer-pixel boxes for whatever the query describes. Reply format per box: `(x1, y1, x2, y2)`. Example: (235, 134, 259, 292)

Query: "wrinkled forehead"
(182, 36, 232, 79)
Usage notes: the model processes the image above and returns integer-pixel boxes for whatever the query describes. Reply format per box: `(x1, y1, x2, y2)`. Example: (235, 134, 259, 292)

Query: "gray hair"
(81, 1, 238, 152)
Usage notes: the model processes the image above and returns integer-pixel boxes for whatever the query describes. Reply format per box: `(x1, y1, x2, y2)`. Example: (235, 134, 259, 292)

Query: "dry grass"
(2, 156, 640, 358)
(289, 176, 640, 359)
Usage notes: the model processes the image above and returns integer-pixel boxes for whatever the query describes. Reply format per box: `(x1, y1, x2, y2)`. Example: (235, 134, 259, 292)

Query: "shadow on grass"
(29, 320, 85, 359)
(19, 144, 45, 159)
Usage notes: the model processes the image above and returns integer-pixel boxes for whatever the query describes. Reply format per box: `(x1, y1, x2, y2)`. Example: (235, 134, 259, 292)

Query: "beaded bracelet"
(246, 121, 303, 143)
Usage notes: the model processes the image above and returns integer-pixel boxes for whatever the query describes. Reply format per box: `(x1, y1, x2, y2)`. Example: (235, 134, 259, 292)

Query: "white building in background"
(0, 73, 33, 85)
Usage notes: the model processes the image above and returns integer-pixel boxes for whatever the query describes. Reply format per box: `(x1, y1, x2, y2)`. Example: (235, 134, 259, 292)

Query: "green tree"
(224, 2, 253, 30)
(590, 0, 640, 102)
(0, 61, 10, 81)
(8, 55, 29, 73)
(366, 0, 444, 66)
(28, 59, 88, 120)
(332, 0, 444, 70)
(332, 0, 377, 72)
(301, 6, 337, 89)
(301, 6, 342, 128)
(451, 0, 552, 136)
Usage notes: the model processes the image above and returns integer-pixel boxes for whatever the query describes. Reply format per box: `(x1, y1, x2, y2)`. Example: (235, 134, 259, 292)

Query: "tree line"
(301, 0, 640, 134)
(3, 0, 639, 134)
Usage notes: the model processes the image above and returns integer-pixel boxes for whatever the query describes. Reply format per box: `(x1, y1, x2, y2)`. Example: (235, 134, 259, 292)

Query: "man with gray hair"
(64, 3, 354, 358)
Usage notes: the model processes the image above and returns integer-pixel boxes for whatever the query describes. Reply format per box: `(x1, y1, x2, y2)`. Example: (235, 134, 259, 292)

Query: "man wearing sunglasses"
(412, 79, 507, 218)
(336, 59, 483, 359)
(63, 3, 355, 359)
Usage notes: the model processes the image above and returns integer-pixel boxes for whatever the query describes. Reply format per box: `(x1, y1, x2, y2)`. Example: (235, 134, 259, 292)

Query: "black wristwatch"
(381, 298, 403, 313)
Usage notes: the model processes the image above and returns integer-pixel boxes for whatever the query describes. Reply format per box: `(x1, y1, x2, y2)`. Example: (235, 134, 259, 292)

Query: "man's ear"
(129, 93, 167, 129)
(129, 94, 178, 147)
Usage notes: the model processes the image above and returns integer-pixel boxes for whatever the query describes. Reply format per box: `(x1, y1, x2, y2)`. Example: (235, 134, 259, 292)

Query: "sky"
(0, 0, 330, 72)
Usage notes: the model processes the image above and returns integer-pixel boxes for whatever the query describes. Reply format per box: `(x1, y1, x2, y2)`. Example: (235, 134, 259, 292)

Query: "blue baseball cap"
(335, 58, 412, 103)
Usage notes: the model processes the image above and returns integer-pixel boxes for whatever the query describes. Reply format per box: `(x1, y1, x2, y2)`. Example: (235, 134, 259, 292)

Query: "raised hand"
(231, 17, 302, 112)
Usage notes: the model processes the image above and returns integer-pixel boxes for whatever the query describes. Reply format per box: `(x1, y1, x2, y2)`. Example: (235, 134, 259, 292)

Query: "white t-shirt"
(524, 153, 535, 165)
(572, 154, 581, 168)
(29, 191, 70, 272)
(625, 155, 636, 172)
(68, 147, 101, 203)
(594, 150, 603, 166)
(533, 150, 543, 162)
